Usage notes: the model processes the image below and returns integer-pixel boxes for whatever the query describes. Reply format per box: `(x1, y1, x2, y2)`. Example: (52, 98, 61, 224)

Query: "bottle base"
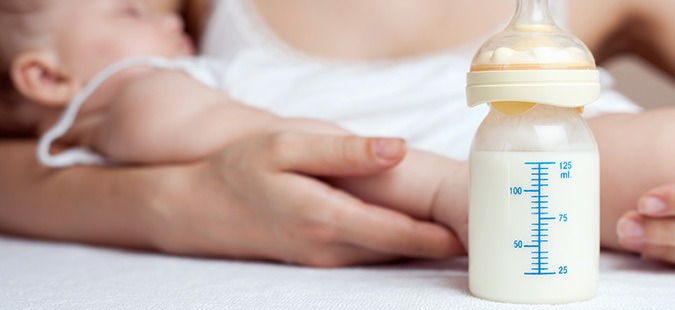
(470, 288, 596, 305)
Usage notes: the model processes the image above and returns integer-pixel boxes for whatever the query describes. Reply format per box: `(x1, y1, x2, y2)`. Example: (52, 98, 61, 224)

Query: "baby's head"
(0, 0, 55, 134)
(0, 0, 192, 134)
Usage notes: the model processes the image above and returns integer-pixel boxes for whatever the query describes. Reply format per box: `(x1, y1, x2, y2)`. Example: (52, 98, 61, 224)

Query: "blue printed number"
(514, 240, 523, 248)
(558, 266, 568, 274)
(558, 214, 568, 222)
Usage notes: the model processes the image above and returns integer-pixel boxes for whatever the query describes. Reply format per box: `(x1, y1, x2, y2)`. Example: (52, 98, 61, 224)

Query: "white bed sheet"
(1, 235, 673, 310)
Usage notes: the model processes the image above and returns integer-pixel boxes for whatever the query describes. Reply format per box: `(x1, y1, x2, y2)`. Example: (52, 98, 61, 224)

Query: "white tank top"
(200, 0, 641, 160)
(38, 1, 641, 168)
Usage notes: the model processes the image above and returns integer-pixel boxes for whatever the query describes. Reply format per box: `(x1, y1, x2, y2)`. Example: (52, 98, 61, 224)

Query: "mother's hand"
(145, 132, 464, 267)
(617, 184, 675, 265)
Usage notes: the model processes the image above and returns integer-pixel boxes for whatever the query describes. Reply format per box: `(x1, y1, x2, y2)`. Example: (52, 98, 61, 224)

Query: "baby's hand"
(617, 184, 675, 265)
(430, 163, 470, 251)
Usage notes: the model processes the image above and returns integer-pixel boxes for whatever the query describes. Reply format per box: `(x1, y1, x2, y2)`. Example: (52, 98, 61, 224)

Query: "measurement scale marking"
(523, 162, 557, 276)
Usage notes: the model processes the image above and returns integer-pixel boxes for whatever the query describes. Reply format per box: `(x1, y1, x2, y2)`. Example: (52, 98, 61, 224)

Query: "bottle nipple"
(470, 0, 596, 72)
(466, 0, 600, 111)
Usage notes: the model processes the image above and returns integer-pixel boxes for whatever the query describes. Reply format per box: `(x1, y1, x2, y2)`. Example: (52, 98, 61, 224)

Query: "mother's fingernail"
(638, 196, 666, 214)
(372, 138, 405, 160)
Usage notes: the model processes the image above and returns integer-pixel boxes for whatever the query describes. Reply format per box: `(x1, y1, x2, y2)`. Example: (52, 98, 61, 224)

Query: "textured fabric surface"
(1, 236, 673, 310)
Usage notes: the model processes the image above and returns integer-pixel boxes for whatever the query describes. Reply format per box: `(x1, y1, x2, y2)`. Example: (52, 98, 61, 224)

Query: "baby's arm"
(331, 149, 469, 249)
(97, 70, 280, 164)
(334, 107, 675, 258)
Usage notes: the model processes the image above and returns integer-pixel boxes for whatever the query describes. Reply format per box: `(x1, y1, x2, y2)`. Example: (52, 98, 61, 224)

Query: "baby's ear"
(10, 50, 79, 107)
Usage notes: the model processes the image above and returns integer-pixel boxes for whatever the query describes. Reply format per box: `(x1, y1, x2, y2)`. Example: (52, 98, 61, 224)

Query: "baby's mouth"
(180, 34, 196, 55)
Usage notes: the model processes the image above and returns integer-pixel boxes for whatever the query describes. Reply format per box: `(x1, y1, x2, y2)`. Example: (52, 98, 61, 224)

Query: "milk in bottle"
(466, 0, 600, 304)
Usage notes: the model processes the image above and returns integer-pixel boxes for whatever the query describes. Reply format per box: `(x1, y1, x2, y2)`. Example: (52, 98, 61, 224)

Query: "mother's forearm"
(0, 140, 155, 248)
(589, 108, 675, 250)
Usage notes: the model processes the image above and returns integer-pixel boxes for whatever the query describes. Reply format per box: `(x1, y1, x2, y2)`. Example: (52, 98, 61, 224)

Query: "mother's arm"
(0, 135, 462, 266)
(0, 140, 155, 248)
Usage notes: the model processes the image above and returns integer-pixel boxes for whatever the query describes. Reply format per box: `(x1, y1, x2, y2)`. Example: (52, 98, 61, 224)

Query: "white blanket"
(1, 236, 673, 309)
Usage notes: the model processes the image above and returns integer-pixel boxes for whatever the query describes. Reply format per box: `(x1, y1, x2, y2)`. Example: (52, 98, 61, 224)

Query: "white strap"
(37, 57, 176, 168)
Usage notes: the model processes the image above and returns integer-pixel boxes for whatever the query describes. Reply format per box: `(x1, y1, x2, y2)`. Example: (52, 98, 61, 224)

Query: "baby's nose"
(162, 12, 184, 32)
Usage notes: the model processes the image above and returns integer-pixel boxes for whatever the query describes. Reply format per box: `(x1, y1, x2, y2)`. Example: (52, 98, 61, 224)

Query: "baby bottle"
(466, 0, 600, 304)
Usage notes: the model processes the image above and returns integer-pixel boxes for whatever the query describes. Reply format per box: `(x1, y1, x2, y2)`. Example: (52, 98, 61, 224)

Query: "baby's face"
(51, 0, 194, 82)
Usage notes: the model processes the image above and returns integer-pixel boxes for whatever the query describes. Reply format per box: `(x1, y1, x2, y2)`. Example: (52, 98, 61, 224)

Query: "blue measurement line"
(523, 161, 557, 276)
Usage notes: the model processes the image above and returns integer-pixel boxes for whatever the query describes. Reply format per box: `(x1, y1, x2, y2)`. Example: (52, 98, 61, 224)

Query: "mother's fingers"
(278, 174, 464, 260)
(210, 131, 460, 266)
(342, 203, 465, 258)
(326, 188, 465, 258)
(266, 132, 407, 177)
(637, 184, 675, 216)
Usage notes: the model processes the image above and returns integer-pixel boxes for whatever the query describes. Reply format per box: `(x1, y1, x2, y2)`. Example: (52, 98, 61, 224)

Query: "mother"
(1, 0, 675, 266)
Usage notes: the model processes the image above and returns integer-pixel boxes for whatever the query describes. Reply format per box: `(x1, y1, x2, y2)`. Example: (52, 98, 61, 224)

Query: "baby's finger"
(616, 211, 646, 252)
(637, 184, 675, 216)
(643, 216, 675, 249)
(617, 211, 675, 263)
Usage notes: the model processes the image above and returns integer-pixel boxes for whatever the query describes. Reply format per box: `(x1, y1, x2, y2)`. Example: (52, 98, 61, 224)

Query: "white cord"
(36, 57, 174, 168)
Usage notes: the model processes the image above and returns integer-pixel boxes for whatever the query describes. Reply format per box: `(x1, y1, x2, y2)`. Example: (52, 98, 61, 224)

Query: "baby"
(0, 0, 468, 247)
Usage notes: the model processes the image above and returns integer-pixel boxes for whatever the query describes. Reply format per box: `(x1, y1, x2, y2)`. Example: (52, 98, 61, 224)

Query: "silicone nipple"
(470, 0, 596, 72)
(466, 0, 598, 114)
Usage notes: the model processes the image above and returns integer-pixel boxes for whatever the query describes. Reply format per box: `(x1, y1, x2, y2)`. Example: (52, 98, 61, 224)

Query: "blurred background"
(606, 55, 675, 108)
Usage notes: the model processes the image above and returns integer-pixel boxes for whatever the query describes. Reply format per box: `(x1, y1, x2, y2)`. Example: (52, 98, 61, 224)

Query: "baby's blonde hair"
(0, 0, 52, 135)
(0, 0, 54, 71)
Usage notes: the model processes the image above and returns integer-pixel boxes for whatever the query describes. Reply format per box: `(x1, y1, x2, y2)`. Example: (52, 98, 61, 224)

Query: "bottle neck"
(489, 102, 582, 116)
(510, 0, 555, 28)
